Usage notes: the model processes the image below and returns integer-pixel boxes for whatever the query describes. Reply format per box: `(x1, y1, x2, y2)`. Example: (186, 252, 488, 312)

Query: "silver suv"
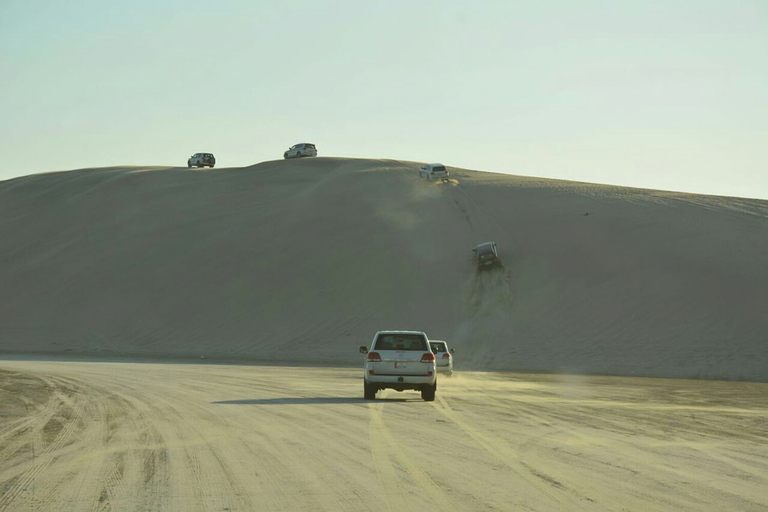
(187, 153, 215, 168)
(284, 143, 317, 159)
(419, 163, 449, 181)
(360, 330, 437, 401)
(429, 340, 455, 375)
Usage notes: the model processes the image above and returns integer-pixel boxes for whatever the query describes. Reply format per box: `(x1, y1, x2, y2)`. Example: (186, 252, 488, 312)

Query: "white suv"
(187, 153, 216, 168)
(360, 330, 437, 401)
(429, 340, 455, 375)
(419, 163, 449, 181)
(284, 143, 317, 159)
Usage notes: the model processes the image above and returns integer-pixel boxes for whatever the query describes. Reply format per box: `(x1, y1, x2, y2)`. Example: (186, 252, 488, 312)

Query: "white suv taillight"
(420, 352, 435, 363)
(367, 352, 381, 362)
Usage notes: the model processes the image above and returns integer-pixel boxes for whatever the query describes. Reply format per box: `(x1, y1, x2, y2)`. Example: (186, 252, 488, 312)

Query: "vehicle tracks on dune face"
(367, 404, 459, 512)
(467, 265, 514, 318)
(447, 181, 504, 243)
(447, 182, 517, 340)
(433, 396, 590, 510)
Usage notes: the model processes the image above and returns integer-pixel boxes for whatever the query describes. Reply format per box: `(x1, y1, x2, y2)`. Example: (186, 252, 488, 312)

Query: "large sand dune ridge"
(1, 158, 766, 380)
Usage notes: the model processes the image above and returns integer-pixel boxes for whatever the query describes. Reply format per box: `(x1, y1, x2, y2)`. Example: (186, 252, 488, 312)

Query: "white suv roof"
(375, 330, 425, 335)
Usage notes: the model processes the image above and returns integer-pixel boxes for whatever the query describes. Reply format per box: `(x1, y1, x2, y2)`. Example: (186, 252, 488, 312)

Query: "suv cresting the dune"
(419, 163, 450, 181)
(284, 143, 317, 159)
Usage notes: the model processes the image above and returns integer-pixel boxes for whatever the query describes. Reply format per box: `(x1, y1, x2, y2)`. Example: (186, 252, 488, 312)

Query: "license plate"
(394, 362, 408, 369)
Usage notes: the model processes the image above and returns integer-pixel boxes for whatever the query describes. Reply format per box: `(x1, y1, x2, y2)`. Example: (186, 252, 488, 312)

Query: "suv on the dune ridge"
(188, 153, 215, 168)
(284, 143, 317, 159)
(419, 163, 449, 181)
(360, 330, 437, 401)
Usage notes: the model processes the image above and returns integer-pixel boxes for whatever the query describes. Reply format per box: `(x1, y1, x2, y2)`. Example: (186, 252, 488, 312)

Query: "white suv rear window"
(375, 334, 427, 351)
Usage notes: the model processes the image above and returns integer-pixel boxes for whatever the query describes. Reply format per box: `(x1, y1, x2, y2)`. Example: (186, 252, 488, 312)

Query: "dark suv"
(473, 242, 500, 268)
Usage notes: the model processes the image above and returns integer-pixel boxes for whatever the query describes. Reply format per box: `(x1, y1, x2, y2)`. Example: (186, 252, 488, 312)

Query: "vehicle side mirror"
(450, 348, 455, 354)
(359, 346, 369, 354)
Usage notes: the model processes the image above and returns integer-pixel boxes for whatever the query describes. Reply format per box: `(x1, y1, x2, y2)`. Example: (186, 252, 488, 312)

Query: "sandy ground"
(1, 360, 766, 511)
(1, 159, 767, 381)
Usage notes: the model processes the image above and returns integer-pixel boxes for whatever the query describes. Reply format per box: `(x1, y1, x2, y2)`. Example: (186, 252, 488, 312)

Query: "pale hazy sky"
(1, 0, 766, 199)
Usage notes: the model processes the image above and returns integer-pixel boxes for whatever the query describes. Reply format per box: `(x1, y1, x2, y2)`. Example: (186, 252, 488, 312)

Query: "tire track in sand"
(367, 404, 458, 512)
(0, 376, 92, 511)
(433, 395, 590, 510)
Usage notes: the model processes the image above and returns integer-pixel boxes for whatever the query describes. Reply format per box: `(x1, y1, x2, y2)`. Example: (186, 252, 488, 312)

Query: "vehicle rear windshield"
(432, 166, 446, 172)
(430, 344, 446, 353)
(375, 334, 427, 351)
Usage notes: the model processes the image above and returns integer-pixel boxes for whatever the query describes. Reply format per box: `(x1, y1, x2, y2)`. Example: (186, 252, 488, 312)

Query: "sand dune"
(1, 158, 767, 380)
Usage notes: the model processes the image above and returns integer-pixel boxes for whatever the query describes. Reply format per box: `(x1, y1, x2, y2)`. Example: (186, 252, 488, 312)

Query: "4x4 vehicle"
(188, 153, 215, 168)
(429, 340, 455, 375)
(360, 330, 437, 401)
(419, 163, 449, 181)
(473, 242, 500, 268)
(284, 143, 317, 159)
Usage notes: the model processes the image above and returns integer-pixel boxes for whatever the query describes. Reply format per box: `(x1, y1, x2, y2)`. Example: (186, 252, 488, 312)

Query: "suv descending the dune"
(473, 242, 500, 268)
(360, 330, 437, 401)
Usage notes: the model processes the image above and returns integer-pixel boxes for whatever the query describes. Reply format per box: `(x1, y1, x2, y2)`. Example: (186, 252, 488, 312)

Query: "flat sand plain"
(1, 361, 767, 511)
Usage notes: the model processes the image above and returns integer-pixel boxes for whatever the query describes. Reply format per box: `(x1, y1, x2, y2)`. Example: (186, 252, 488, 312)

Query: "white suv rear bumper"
(366, 374, 435, 384)
(364, 368, 436, 390)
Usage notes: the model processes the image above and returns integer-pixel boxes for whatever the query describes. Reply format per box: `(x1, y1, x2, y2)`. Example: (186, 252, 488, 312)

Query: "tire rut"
(367, 404, 459, 512)
(433, 395, 589, 510)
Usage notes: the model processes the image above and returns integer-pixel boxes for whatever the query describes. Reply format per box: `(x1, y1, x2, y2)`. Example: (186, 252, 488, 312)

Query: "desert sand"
(1, 361, 766, 511)
(2, 159, 768, 510)
(1, 158, 767, 379)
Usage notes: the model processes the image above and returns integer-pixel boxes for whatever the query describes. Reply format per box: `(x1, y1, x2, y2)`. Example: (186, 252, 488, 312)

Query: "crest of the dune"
(1, 158, 767, 380)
